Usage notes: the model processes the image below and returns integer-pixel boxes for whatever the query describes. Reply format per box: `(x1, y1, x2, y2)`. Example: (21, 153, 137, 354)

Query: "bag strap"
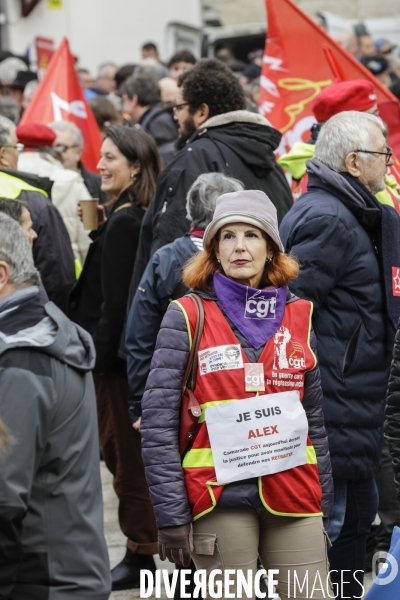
(181, 293, 205, 395)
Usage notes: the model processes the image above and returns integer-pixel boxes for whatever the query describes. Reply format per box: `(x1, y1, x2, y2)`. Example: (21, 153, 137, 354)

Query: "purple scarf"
(213, 272, 286, 350)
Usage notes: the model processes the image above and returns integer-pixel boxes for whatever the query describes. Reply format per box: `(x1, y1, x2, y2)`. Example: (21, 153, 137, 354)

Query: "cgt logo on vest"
(245, 289, 277, 320)
(273, 325, 306, 370)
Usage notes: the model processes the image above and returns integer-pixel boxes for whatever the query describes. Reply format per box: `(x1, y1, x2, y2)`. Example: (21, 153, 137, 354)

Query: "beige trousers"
(191, 507, 332, 600)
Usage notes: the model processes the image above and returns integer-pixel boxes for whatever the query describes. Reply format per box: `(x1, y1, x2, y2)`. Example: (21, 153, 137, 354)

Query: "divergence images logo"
(245, 289, 277, 319)
(225, 346, 241, 362)
(273, 326, 306, 370)
(372, 551, 399, 586)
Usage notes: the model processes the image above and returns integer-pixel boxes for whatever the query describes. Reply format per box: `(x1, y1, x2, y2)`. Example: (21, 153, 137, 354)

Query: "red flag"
(20, 38, 102, 172)
(260, 0, 400, 155)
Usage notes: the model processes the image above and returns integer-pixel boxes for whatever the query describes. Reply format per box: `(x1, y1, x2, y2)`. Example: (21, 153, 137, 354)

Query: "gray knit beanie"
(203, 190, 284, 251)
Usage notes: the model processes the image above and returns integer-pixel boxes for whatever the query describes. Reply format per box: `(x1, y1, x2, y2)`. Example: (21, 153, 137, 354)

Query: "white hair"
(186, 173, 244, 229)
(0, 58, 27, 85)
(48, 120, 83, 148)
(97, 62, 117, 78)
(0, 213, 40, 287)
(0, 115, 15, 148)
(314, 111, 387, 172)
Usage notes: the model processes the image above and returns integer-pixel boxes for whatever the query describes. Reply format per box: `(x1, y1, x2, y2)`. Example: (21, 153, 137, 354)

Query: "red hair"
(183, 237, 299, 290)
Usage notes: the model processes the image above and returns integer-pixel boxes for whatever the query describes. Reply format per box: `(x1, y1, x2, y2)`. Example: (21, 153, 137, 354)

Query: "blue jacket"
(126, 234, 199, 423)
(280, 158, 392, 480)
(141, 287, 333, 528)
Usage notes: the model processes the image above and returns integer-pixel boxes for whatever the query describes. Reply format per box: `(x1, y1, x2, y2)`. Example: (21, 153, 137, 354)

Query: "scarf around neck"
(213, 272, 286, 350)
(340, 172, 400, 349)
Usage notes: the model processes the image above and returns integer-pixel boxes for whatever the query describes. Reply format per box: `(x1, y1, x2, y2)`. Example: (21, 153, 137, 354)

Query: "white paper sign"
(205, 391, 308, 484)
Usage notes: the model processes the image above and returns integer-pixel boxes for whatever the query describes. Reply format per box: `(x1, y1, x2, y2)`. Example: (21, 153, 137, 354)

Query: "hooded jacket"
(280, 158, 392, 480)
(129, 111, 293, 301)
(141, 286, 332, 528)
(0, 290, 111, 599)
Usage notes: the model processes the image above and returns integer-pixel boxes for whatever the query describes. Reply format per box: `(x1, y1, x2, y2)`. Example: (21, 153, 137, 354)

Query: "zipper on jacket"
(161, 201, 168, 213)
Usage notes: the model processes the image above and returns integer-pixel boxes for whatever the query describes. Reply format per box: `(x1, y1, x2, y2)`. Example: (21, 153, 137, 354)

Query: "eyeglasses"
(354, 147, 393, 165)
(3, 143, 24, 153)
(172, 102, 190, 113)
(54, 144, 80, 153)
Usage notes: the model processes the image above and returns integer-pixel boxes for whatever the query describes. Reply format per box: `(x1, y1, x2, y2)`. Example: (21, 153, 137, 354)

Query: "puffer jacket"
(141, 287, 333, 528)
(385, 321, 400, 501)
(280, 158, 392, 481)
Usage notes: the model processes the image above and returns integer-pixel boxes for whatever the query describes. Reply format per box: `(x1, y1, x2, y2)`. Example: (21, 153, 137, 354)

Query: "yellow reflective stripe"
(0, 171, 48, 199)
(306, 446, 317, 464)
(182, 448, 214, 468)
(193, 480, 220, 521)
(172, 300, 192, 350)
(258, 478, 323, 518)
(305, 301, 317, 372)
(74, 259, 82, 279)
(198, 399, 236, 423)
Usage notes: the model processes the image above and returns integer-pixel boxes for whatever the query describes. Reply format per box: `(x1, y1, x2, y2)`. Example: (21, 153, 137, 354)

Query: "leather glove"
(158, 523, 193, 567)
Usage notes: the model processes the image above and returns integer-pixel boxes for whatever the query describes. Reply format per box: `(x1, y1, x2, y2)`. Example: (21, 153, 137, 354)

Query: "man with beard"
(128, 58, 292, 299)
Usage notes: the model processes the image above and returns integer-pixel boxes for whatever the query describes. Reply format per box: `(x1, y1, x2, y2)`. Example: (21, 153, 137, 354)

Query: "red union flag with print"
(20, 38, 102, 171)
(260, 0, 400, 156)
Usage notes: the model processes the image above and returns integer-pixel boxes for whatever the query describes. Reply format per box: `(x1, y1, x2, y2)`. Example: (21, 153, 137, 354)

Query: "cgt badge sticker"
(199, 344, 243, 375)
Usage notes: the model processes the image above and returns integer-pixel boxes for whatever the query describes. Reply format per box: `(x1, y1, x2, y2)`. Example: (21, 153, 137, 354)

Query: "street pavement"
(102, 462, 373, 599)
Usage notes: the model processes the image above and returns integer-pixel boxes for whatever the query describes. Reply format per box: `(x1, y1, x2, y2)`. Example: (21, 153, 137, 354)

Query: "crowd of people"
(1, 31, 400, 600)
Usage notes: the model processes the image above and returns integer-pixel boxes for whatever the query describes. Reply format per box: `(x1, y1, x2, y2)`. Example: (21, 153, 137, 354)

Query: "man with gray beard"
(280, 111, 400, 599)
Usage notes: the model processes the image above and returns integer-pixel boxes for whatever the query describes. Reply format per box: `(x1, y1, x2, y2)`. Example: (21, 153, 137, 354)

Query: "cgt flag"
(20, 37, 102, 171)
(260, 0, 400, 156)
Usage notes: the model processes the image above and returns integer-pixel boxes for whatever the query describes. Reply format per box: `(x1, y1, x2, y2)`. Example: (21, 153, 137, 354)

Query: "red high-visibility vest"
(175, 295, 323, 520)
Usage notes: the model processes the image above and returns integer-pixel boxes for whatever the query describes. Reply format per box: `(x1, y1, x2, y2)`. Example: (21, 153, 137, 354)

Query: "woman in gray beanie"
(140, 190, 333, 599)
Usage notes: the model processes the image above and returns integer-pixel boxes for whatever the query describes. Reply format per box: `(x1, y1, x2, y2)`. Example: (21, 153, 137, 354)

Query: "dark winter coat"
(0, 289, 111, 599)
(385, 321, 400, 501)
(0, 168, 76, 313)
(68, 190, 144, 375)
(139, 103, 178, 167)
(280, 158, 392, 481)
(129, 110, 293, 303)
(126, 234, 199, 423)
(141, 287, 333, 528)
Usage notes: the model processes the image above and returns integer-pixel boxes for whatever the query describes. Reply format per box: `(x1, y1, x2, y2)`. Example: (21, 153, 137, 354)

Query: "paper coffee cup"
(80, 199, 99, 230)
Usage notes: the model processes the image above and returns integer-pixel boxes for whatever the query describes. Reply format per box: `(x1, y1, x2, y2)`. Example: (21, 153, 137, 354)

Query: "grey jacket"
(141, 288, 333, 528)
(0, 289, 111, 599)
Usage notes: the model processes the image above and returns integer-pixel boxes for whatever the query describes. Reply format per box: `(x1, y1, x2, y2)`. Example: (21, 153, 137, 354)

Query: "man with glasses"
(278, 79, 400, 210)
(280, 111, 400, 599)
(48, 121, 106, 204)
(0, 115, 75, 312)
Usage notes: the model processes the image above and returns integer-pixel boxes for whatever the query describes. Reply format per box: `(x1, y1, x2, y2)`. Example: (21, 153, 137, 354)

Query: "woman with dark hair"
(68, 126, 162, 591)
(141, 190, 333, 599)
